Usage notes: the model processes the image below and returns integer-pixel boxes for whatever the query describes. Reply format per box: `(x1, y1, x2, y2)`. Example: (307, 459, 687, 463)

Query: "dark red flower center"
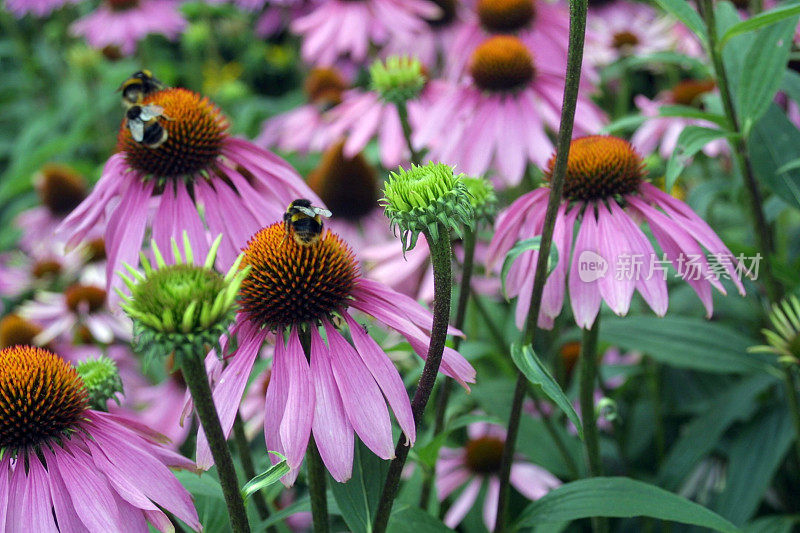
(670, 79, 715, 107)
(239, 222, 359, 330)
(308, 140, 378, 221)
(546, 135, 645, 202)
(612, 31, 639, 49)
(64, 284, 107, 314)
(305, 68, 348, 108)
(37, 164, 87, 217)
(478, 0, 535, 33)
(32, 260, 63, 279)
(0, 346, 88, 450)
(0, 315, 43, 349)
(470, 36, 535, 92)
(107, 0, 139, 10)
(465, 436, 505, 474)
(118, 87, 229, 178)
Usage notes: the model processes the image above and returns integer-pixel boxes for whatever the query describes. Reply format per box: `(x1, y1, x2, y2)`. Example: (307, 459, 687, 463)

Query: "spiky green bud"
(117, 233, 250, 368)
(382, 162, 474, 252)
(76, 356, 123, 411)
(461, 176, 497, 226)
(749, 295, 800, 365)
(370, 56, 426, 104)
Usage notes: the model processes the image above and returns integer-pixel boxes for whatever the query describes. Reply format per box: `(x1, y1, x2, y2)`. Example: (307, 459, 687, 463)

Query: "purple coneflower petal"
(596, 203, 635, 316)
(510, 462, 563, 500)
(483, 478, 501, 531)
(105, 179, 154, 295)
(435, 462, 470, 500)
(280, 328, 315, 470)
(43, 448, 84, 532)
(443, 478, 482, 529)
(569, 206, 603, 329)
(22, 454, 57, 532)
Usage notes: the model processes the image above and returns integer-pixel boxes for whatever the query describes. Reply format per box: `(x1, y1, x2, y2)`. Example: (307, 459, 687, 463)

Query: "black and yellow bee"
(118, 70, 164, 107)
(126, 104, 168, 148)
(283, 199, 332, 246)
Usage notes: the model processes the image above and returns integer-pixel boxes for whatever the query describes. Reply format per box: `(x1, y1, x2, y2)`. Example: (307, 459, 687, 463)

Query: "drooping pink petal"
(443, 478, 482, 528)
(595, 202, 635, 316)
(21, 454, 58, 532)
(569, 206, 603, 329)
(483, 477, 501, 531)
(280, 328, 315, 470)
(510, 462, 563, 501)
(43, 448, 84, 532)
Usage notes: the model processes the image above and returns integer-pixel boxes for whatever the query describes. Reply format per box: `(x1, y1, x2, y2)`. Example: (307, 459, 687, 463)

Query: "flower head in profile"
(750, 295, 800, 365)
(71, 0, 187, 56)
(200, 217, 476, 483)
(415, 35, 605, 187)
(437, 420, 561, 530)
(489, 135, 745, 330)
(370, 55, 426, 104)
(0, 345, 200, 532)
(291, 0, 439, 66)
(59, 80, 319, 297)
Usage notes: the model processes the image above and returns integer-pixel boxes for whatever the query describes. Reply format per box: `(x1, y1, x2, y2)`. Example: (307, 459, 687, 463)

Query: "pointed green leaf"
(241, 453, 289, 500)
(500, 237, 559, 300)
(719, 3, 800, 47)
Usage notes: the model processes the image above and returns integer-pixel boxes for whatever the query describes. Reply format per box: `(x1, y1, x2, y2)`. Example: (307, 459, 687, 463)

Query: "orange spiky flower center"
(470, 36, 535, 92)
(465, 436, 505, 474)
(546, 135, 644, 202)
(37, 164, 87, 217)
(478, 0, 535, 33)
(305, 68, 348, 108)
(0, 315, 43, 349)
(64, 284, 107, 314)
(118, 87, 229, 178)
(239, 222, 359, 330)
(0, 346, 88, 450)
(612, 30, 639, 49)
(670, 79, 715, 107)
(308, 140, 378, 221)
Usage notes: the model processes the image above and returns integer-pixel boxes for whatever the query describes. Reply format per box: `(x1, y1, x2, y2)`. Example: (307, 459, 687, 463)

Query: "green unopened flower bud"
(382, 162, 474, 252)
(370, 55, 426, 104)
(76, 356, 123, 411)
(117, 233, 250, 367)
(749, 295, 800, 365)
(461, 176, 497, 226)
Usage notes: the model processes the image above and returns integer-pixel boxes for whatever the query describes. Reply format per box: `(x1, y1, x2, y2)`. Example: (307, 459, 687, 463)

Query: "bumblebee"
(126, 104, 168, 148)
(283, 199, 332, 246)
(118, 70, 164, 107)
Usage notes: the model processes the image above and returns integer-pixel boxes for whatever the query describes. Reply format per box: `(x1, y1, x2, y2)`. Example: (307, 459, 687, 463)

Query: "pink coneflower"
(0, 345, 200, 532)
(197, 221, 475, 483)
(631, 79, 726, 159)
(488, 135, 745, 330)
(71, 0, 187, 56)
(443, 0, 576, 81)
(291, 0, 439, 66)
(415, 35, 605, 187)
(382, 0, 463, 68)
(257, 68, 350, 155)
(18, 277, 132, 345)
(58, 86, 319, 295)
(437, 420, 561, 530)
(4, 0, 77, 17)
(585, 1, 679, 66)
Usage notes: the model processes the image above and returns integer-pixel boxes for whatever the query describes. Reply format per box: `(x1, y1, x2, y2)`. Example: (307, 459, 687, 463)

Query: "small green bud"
(749, 295, 800, 365)
(76, 356, 123, 411)
(382, 162, 475, 252)
(370, 56, 426, 104)
(117, 233, 250, 368)
(461, 176, 497, 226)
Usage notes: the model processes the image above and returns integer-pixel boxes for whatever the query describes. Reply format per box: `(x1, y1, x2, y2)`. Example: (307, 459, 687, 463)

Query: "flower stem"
(420, 229, 477, 509)
(396, 101, 423, 166)
(373, 228, 453, 533)
(306, 436, 330, 533)
(181, 353, 251, 533)
(782, 365, 800, 468)
(232, 412, 272, 524)
(700, 0, 781, 303)
(579, 318, 607, 533)
(493, 0, 589, 530)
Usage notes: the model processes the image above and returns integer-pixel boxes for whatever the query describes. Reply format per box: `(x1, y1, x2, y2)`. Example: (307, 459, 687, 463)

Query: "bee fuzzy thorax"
(119, 69, 164, 107)
(283, 199, 332, 246)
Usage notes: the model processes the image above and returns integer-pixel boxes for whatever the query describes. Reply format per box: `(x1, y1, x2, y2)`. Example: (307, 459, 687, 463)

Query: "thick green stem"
(396, 101, 423, 165)
(578, 318, 607, 533)
(232, 413, 272, 524)
(493, 0, 589, 530)
(782, 366, 800, 468)
(306, 436, 330, 533)
(181, 354, 250, 533)
(700, 0, 781, 302)
(373, 229, 453, 533)
(420, 230, 477, 509)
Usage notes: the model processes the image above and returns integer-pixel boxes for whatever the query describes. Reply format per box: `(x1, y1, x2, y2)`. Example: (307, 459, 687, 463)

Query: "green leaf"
(776, 158, 800, 175)
(736, 16, 797, 130)
(515, 477, 740, 532)
(387, 505, 454, 532)
(665, 126, 734, 190)
(241, 452, 289, 500)
(329, 440, 390, 533)
(744, 515, 800, 533)
(749, 104, 800, 210)
(510, 343, 583, 440)
(600, 114, 646, 134)
(600, 316, 773, 374)
(657, 105, 728, 127)
(719, 3, 800, 47)
(500, 237, 559, 300)
(654, 0, 706, 39)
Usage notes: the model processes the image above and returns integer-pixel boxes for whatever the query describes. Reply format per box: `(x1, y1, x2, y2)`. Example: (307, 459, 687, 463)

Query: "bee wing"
(139, 105, 164, 121)
(295, 206, 318, 217)
(128, 120, 144, 142)
(313, 207, 332, 218)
